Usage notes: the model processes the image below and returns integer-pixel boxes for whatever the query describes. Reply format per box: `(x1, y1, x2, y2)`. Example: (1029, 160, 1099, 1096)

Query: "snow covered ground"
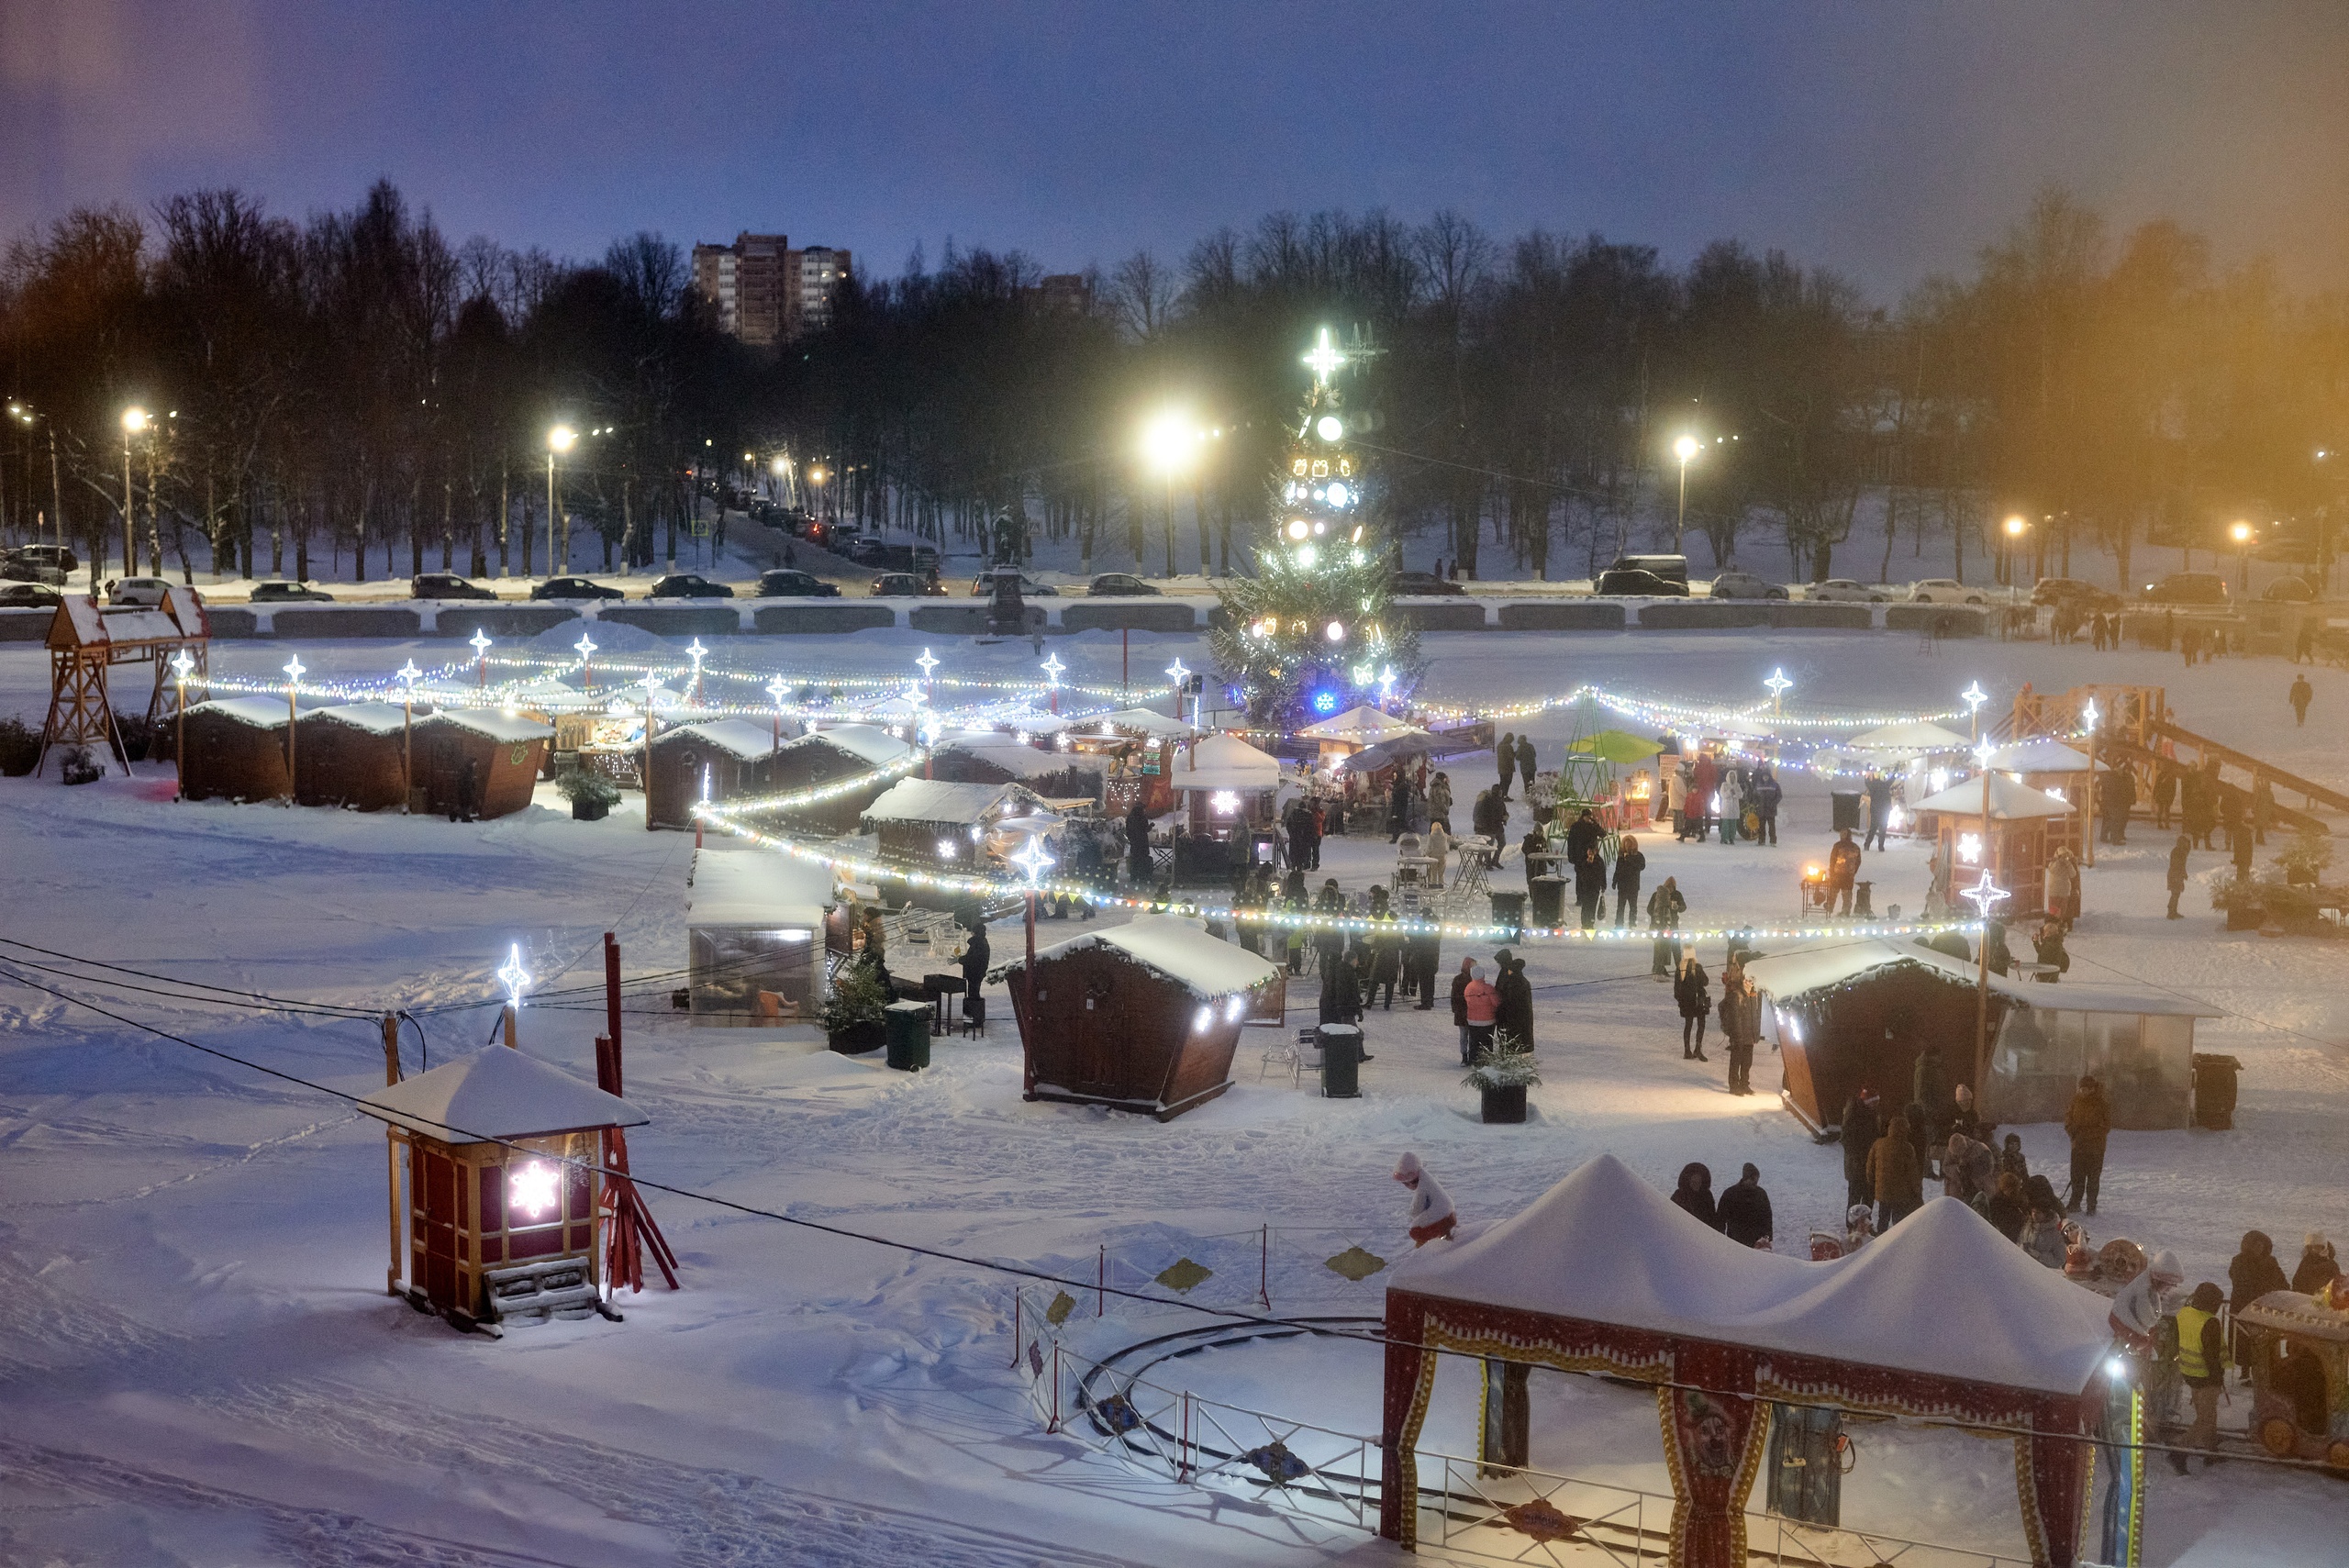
(1, 627, 2343, 1565)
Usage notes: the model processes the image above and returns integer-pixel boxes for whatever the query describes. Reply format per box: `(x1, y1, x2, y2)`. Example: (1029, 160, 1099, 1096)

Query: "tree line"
(5, 180, 2343, 585)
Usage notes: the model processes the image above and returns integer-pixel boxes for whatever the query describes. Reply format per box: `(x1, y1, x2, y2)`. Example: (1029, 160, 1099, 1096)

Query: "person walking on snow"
(1515, 734, 1536, 796)
(1460, 961, 1498, 1064)
(1494, 951, 1535, 1052)
(1868, 1116, 1924, 1232)
(2289, 673, 2313, 728)
(2044, 846, 2078, 927)
(1573, 845, 1607, 930)
(1428, 772, 1453, 833)
(1611, 834, 1645, 927)
(1839, 1087, 1882, 1209)
(1394, 1152, 1456, 1246)
(1648, 876, 1686, 977)
(2110, 1250, 2184, 1356)
(1425, 820, 1451, 891)
(1496, 732, 1517, 799)
(1718, 962, 1762, 1095)
(1687, 751, 1719, 840)
(2165, 831, 2191, 919)
(1718, 1163, 1774, 1248)
(1753, 762, 1781, 845)
(2064, 1073, 2112, 1215)
(1671, 1162, 1720, 1230)
(1863, 767, 1893, 851)
(2172, 1281, 2227, 1473)
(1826, 828, 1862, 916)
(1674, 953, 1711, 1060)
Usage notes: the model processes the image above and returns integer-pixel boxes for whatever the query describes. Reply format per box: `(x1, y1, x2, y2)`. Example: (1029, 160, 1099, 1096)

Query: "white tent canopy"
(1391, 1153, 2113, 1396)
(1910, 773, 2076, 821)
(1088, 706, 1200, 740)
(1297, 705, 1425, 748)
(358, 1047, 646, 1145)
(1021, 913, 1281, 999)
(687, 844, 836, 929)
(1847, 719, 1975, 752)
(1985, 736, 2105, 774)
(1170, 733, 1282, 791)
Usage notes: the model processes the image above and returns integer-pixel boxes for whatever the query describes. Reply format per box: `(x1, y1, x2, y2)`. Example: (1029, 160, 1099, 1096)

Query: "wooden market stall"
(178, 696, 294, 803)
(1167, 732, 1283, 835)
(1909, 773, 2076, 916)
(1984, 980, 2220, 1129)
(295, 703, 412, 812)
(359, 1044, 646, 1332)
(1008, 913, 1285, 1120)
(859, 777, 1053, 872)
(1377, 1155, 2114, 1566)
(646, 717, 790, 830)
(1983, 735, 2106, 856)
(766, 723, 916, 830)
(1068, 707, 1197, 817)
(929, 732, 1108, 804)
(684, 845, 837, 1025)
(410, 710, 555, 819)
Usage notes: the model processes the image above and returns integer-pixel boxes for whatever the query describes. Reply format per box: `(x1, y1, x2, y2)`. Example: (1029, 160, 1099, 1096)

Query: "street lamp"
(2230, 520, 2254, 591)
(807, 465, 829, 521)
(547, 425, 576, 579)
(1141, 409, 1201, 579)
(2000, 515, 2028, 587)
(1672, 435, 1701, 552)
(121, 406, 149, 579)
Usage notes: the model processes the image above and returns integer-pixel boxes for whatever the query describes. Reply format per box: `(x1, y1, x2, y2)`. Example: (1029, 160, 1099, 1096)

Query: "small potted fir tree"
(821, 960, 890, 1053)
(1464, 1031, 1540, 1124)
(556, 767, 622, 821)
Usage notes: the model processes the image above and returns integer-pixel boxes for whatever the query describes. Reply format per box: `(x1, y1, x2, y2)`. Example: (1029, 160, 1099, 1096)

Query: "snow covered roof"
(504, 677, 590, 709)
(304, 703, 411, 736)
(52, 595, 204, 649)
(1088, 706, 1199, 740)
(935, 736, 1106, 778)
(861, 778, 1048, 825)
(188, 695, 291, 730)
(996, 711, 1072, 738)
(1297, 706, 1424, 746)
(1847, 720, 1975, 752)
(358, 1046, 647, 1144)
(657, 718, 781, 762)
(1170, 733, 1282, 791)
(792, 723, 914, 766)
(1745, 938, 2218, 1017)
(687, 846, 835, 929)
(1984, 736, 2104, 774)
(1019, 913, 1282, 997)
(1390, 1153, 2114, 1396)
(1910, 773, 2076, 821)
(424, 709, 556, 744)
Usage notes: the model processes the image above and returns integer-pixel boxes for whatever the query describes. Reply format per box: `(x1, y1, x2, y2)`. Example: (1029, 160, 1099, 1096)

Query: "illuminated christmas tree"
(1208, 328, 1421, 727)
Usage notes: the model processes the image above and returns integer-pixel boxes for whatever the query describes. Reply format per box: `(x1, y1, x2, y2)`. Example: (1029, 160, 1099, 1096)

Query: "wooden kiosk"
(1909, 773, 2075, 916)
(360, 1044, 645, 1332)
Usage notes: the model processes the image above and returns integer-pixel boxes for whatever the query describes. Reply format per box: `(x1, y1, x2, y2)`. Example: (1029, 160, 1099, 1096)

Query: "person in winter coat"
(1386, 771, 1412, 842)
(1572, 846, 1607, 930)
(1982, 920, 2012, 978)
(1317, 945, 1363, 1026)
(1428, 773, 1453, 832)
(1687, 752, 1719, 840)
(2289, 673, 2313, 728)
(2019, 1177, 2069, 1267)
(2063, 1073, 2111, 1215)
(1671, 1162, 1721, 1230)
(1496, 732, 1517, 799)
(2293, 1233, 2342, 1296)
(1717, 963, 1762, 1095)
(1461, 962, 1498, 1064)
(1862, 768, 1894, 851)
(1752, 762, 1782, 846)
(1611, 835, 1645, 927)
(2174, 1280, 2229, 1472)
(2102, 762, 2137, 845)
(1867, 1121, 1924, 1231)
(2043, 848, 2079, 927)
(1515, 733, 1536, 794)
(2166, 831, 2191, 919)
(1943, 1134, 1995, 1204)
(1472, 786, 1507, 845)
(2229, 1230, 2293, 1375)
(1911, 1044, 1951, 1153)
(1901, 1100, 1932, 1181)
(1997, 1132, 2030, 1186)
(1449, 957, 1476, 1059)
(1673, 954, 1711, 1060)
(1494, 952, 1534, 1051)
(1648, 877, 1687, 977)
(1985, 1170, 2028, 1241)
(959, 923, 991, 1018)
(2229, 815, 2255, 882)
(1947, 1082, 1985, 1145)
(1425, 820, 1451, 891)
(2031, 920, 2070, 981)
(1718, 1163, 1773, 1248)
(2182, 764, 2218, 850)
(1364, 889, 1401, 1009)
(2109, 1250, 2184, 1356)
(1394, 1152, 1457, 1246)
(1840, 1088, 1883, 1208)
(1826, 828, 1862, 915)
(2151, 765, 2177, 830)
(1128, 799, 1155, 884)
(1313, 879, 1348, 978)
(1564, 806, 1604, 865)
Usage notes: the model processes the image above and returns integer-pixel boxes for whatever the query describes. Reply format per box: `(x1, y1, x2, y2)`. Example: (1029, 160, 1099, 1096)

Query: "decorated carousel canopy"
(1984, 737, 2106, 774)
(1171, 733, 1282, 791)
(1390, 1153, 2113, 1395)
(1297, 705, 1425, 748)
(1019, 913, 1281, 1000)
(1567, 728, 1665, 764)
(1909, 773, 2076, 821)
(359, 1046, 647, 1145)
(1848, 719, 1974, 752)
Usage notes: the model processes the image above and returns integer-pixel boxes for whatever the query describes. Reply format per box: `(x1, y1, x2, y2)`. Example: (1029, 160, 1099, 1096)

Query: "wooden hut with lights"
(766, 723, 915, 830)
(1069, 708, 1196, 817)
(1980, 736, 2105, 856)
(295, 703, 412, 812)
(929, 733, 1107, 805)
(860, 778, 1052, 872)
(178, 696, 294, 802)
(1909, 773, 2075, 915)
(1008, 914, 1286, 1120)
(359, 1044, 646, 1331)
(645, 717, 789, 830)
(410, 710, 554, 819)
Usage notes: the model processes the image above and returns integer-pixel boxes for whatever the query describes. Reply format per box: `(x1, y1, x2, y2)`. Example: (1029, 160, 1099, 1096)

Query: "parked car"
(530, 575, 627, 602)
(1805, 578, 1889, 604)
(967, 570, 1058, 597)
(1707, 570, 1787, 600)
(1594, 567, 1687, 597)
(411, 573, 498, 601)
(868, 572, 944, 597)
(106, 576, 197, 607)
(776, 506, 815, 535)
(1086, 573, 1162, 596)
(2031, 577, 2121, 613)
(250, 580, 336, 603)
(1, 544, 76, 584)
(2139, 573, 2230, 607)
(2261, 576, 2316, 604)
(0, 582, 63, 608)
(1390, 571, 1466, 596)
(1908, 578, 1987, 606)
(1601, 553, 1689, 590)
(647, 573, 735, 599)
(754, 568, 840, 598)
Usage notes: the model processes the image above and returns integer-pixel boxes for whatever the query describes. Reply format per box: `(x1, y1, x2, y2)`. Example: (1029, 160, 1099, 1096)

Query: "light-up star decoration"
(507, 1159, 560, 1220)
(495, 941, 533, 1010)
(1376, 665, 1397, 705)
(907, 681, 929, 710)
(395, 659, 421, 693)
(469, 629, 493, 662)
(2082, 697, 2100, 735)
(765, 675, 789, 710)
(1040, 652, 1066, 688)
(170, 649, 195, 684)
(1303, 327, 1346, 386)
(1957, 831, 1983, 864)
(282, 654, 306, 688)
(914, 648, 940, 683)
(1164, 657, 1190, 688)
(918, 713, 944, 746)
(1960, 681, 1988, 718)
(1764, 668, 1794, 710)
(1959, 871, 2009, 922)
(1973, 736, 1997, 773)
(1010, 834, 1057, 886)
(685, 638, 707, 674)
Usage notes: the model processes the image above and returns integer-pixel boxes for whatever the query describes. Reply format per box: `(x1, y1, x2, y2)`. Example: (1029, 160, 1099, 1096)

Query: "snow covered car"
(1707, 571, 1787, 600)
(249, 580, 335, 603)
(1908, 578, 1987, 606)
(1807, 579, 1889, 604)
(648, 573, 735, 599)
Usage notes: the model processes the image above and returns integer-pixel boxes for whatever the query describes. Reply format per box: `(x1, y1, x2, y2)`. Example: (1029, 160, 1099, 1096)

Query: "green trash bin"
(1319, 1024, 1362, 1098)
(1489, 890, 1528, 934)
(885, 1000, 932, 1072)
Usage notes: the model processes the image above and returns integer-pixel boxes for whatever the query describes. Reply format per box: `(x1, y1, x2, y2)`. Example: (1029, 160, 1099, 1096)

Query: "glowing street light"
(170, 649, 195, 796)
(2230, 519, 2254, 590)
(119, 406, 151, 577)
(546, 424, 576, 580)
(1141, 408, 1206, 578)
(1672, 433, 1702, 551)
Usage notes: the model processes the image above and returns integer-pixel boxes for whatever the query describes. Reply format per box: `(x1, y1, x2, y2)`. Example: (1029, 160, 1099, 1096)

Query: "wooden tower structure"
(39, 588, 210, 775)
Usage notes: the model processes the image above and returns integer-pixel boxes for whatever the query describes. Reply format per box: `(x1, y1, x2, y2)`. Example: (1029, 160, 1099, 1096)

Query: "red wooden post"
(603, 931, 623, 1073)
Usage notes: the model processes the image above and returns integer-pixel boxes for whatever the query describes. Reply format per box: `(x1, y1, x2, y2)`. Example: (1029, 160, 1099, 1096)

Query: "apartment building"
(691, 233, 853, 346)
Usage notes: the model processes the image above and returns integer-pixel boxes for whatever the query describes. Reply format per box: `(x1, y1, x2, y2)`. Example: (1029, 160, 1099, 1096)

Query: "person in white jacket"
(1394, 1151, 1457, 1246)
(2109, 1249, 2183, 1355)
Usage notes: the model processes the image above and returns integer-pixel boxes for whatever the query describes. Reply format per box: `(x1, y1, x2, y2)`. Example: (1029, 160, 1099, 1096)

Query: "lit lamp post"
(395, 660, 421, 813)
(1165, 657, 1191, 728)
(546, 426, 576, 579)
(120, 406, 149, 580)
(2230, 520, 2254, 592)
(170, 650, 195, 797)
(1141, 410, 1201, 579)
(282, 654, 306, 802)
(765, 674, 788, 751)
(1041, 651, 1065, 716)
(808, 465, 829, 522)
(1963, 867, 2010, 1086)
(2002, 514, 2028, 587)
(1673, 435, 1701, 553)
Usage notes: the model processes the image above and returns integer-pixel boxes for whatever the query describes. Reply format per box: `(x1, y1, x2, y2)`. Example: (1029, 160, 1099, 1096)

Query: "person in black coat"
(1717, 1163, 1773, 1247)
(1564, 807, 1604, 865)
(1494, 953, 1535, 1051)
(1752, 763, 1782, 846)
(1611, 835, 1645, 927)
(1572, 847, 1607, 930)
(1126, 800, 1153, 885)
(1387, 771, 1411, 842)
(1839, 1089, 1882, 1208)
(1317, 944, 1364, 1026)
(958, 924, 990, 1010)
(1671, 1162, 1720, 1230)
(1673, 955, 1710, 1060)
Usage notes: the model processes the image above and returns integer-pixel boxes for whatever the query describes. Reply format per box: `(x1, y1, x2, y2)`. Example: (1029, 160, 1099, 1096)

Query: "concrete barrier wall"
(429, 605, 584, 639)
(1771, 603, 1873, 630)
(1637, 601, 1776, 629)
(753, 603, 898, 635)
(1884, 605, 1987, 637)
(1496, 602, 1627, 631)
(0, 608, 52, 642)
(599, 605, 743, 637)
(1390, 602, 1490, 630)
(1058, 601, 1203, 633)
(907, 604, 1001, 636)
(271, 606, 425, 639)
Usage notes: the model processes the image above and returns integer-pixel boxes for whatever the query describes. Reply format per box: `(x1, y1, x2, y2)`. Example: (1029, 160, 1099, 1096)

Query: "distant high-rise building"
(1027, 273, 1093, 316)
(691, 232, 852, 347)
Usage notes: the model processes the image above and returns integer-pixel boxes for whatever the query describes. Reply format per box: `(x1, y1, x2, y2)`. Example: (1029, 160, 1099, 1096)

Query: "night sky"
(6, 1, 2345, 302)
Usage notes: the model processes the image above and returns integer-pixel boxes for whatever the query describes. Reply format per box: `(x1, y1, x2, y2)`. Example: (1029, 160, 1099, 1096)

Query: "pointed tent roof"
(1910, 773, 2076, 821)
(1390, 1154, 2112, 1396)
(1018, 913, 1282, 999)
(1985, 736, 2105, 774)
(1089, 706, 1199, 740)
(1848, 719, 1974, 752)
(1297, 705, 1424, 747)
(358, 1046, 647, 1144)
(1171, 732, 1282, 791)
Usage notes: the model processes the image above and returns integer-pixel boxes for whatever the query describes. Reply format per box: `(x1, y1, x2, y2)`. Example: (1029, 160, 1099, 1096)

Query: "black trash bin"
(1527, 875, 1566, 929)
(2192, 1052, 2241, 1129)
(884, 1000, 932, 1072)
(1319, 1023, 1362, 1098)
(1830, 791, 1863, 832)
(1489, 891, 1528, 934)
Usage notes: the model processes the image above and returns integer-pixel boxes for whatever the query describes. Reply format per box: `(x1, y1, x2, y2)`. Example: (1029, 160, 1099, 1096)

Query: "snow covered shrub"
(1464, 1031, 1542, 1090)
(0, 717, 37, 776)
(554, 768, 622, 807)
